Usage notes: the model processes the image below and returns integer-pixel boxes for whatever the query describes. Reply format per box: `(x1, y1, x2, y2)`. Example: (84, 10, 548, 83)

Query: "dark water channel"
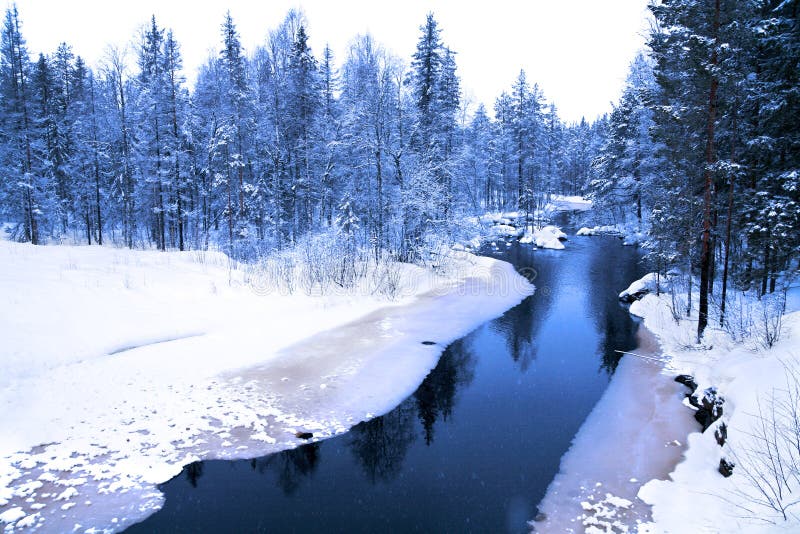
(127, 221, 645, 533)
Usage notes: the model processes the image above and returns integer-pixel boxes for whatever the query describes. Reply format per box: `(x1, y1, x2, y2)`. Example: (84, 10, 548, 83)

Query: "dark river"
(127, 222, 644, 533)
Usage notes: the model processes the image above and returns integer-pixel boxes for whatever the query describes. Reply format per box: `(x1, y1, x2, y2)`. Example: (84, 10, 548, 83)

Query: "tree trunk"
(697, 0, 720, 342)
(720, 104, 737, 326)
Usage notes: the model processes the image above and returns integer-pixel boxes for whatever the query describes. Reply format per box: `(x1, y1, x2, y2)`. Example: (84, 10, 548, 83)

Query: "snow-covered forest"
(0, 6, 597, 264)
(591, 0, 799, 340)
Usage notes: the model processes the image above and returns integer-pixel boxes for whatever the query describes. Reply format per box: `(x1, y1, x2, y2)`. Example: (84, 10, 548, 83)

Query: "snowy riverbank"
(627, 279, 800, 532)
(0, 241, 533, 532)
(533, 271, 800, 533)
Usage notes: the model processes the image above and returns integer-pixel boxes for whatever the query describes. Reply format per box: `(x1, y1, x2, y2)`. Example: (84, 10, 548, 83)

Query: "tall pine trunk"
(697, 0, 720, 342)
(720, 103, 737, 326)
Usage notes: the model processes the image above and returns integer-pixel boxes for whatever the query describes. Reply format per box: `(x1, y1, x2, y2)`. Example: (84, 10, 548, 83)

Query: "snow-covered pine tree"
(0, 6, 39, 243)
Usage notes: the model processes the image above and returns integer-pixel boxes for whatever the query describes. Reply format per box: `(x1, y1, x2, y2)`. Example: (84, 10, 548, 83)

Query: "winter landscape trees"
(589, 0, 798, 340)
(0, 2, 797, 343)
(0, 7, 586, 260)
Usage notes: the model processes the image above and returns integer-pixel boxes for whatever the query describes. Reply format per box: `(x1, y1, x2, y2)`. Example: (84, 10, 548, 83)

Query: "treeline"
(590, 0, 799, 339)
(0, 6, 592, 261)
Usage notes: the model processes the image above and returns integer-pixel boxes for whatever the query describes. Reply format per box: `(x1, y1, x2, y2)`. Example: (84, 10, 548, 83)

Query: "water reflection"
(585, 235, 644, 375)
(488, 245, 556, 372)
(348, 404, 416, 483)
(185, 461, 203, 488)
(413, 339, 476, 444)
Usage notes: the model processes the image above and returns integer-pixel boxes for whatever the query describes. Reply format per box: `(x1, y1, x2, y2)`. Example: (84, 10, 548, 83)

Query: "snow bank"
(577, 225, 620, 236)
(0, 242, 533, 533)
(618, 272, 670, 302)
(549, 194, 592, 212)
(623, 275, 800, 532)
(576, 223, 645, 245)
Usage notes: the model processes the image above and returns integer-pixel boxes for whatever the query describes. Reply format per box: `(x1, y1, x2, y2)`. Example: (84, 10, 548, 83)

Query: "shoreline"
(532, 322, 697, 533)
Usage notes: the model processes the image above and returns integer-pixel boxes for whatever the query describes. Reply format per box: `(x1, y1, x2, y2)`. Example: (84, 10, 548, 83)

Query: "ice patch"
(534, 327, 696, 532)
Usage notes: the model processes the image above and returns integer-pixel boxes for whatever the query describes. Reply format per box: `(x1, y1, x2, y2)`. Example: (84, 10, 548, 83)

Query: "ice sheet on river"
(0, 242, 533, 532)
(532, 327, 696, 533)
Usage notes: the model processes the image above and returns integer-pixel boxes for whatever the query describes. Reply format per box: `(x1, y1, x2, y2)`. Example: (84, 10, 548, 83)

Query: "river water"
(127, 224, 651, 533)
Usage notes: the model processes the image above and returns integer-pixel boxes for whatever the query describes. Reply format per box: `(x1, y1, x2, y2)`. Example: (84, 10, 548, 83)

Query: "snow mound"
(576, 223, 645, 246)
(577, 225, 620, 236)
(490, 224, 523, 237)
(522, 225, 567, 250)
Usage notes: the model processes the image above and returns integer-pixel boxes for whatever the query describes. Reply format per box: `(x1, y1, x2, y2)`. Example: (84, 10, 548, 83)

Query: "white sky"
(13, 0, 650, 123)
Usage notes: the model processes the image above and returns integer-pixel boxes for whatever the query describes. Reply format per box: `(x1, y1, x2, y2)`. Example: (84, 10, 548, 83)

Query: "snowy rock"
(618, 273, 667, 303)
(692, 387, 724, 432)
(522, 226, 568, 250)
(714, 422, 727, 447)
(674, 374, 698, 393)
(718, 458, 734, 478)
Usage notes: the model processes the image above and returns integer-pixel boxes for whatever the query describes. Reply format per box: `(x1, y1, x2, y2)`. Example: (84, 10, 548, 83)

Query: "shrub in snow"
(729, 367, 800, 522)
(756, 293, 785, 349)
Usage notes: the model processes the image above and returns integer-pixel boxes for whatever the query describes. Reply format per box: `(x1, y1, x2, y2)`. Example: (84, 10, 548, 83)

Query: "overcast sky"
(13, 0, 650, 123)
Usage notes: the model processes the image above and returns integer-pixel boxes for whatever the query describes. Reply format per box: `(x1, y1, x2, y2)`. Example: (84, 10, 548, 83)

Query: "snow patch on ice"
(534, 326, 696, 532)
(0, 507, 26, 524)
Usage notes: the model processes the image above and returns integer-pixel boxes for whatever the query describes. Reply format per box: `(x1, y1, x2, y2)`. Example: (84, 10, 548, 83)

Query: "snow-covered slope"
(0, 241, 533, 532)
(627, 280, 800, 533)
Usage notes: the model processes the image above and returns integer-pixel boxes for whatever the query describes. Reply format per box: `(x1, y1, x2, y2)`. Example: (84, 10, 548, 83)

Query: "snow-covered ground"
(623, 276, 800, 533)
(0, 241, 533, 532)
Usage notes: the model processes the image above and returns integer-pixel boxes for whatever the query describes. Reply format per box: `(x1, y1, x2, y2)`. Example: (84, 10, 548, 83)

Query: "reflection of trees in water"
(414, 339, 476, 444)
(272, 443, 321, 495)
(492, 299, 538, 372)
(349, 338, 477, 481)
(347, 403, 417, 483)
(185, 461, 203, 487)
(585, 236, 645, 375)
(240, 442, 321, 495)
(487, 244, 556, 371)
